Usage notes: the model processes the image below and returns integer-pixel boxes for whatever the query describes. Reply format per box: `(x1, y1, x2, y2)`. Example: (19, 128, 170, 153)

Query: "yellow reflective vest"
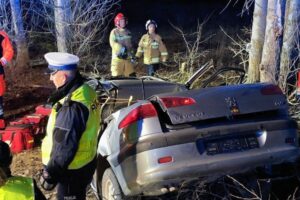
(109, 27, 133, 61)
(136, 33, 168, 65)
(42, 83, 100, 170)
(0, 176, 34, 200)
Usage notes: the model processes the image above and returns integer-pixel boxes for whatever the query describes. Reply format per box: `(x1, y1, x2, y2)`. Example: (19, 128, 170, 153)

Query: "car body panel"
(108, 78, 186, 100)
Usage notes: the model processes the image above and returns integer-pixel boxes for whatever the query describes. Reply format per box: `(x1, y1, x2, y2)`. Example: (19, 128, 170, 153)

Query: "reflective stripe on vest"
(0, 177, 34, 200)
(151, 41, 159, 49)
(115, 35, 131, 41)
(112, 54, 130, 60)
(42, 83, 100, 169)
(144, 57, 160, 64)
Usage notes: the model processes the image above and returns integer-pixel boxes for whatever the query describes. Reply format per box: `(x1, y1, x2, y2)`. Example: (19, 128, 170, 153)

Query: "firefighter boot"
(0, 119, 5, 129)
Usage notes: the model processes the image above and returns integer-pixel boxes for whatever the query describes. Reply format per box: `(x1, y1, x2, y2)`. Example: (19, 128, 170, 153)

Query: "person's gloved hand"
(130, 56, 138, 64)
(161, 58, 167, 63)
(39, 168, 57, 191)
(117, 46, 128, 59)
(0, 57, 8, 67)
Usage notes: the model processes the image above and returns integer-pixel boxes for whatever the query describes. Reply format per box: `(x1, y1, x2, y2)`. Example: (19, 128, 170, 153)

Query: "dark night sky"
(117, 0, 252, 33)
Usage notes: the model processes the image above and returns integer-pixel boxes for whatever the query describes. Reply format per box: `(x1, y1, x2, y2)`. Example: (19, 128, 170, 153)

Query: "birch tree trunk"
(54, 0, 72, 52)
(10, 0, 29, 72)
(278, 0, 300, 92)
(260, 0, 284, 83)
(247, 0, 268, 83)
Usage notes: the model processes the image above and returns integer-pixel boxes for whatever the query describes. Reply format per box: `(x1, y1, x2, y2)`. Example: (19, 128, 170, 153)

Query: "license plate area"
(197, 134, 259, 155)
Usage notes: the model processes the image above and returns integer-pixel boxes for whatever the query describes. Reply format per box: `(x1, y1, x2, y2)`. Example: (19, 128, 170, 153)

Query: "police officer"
(0, 140, 45, 200)
(136, 20, 168, 76)
(40, 52, 100, 199)
(109, 13, 135, 77)
(0, 30, 14, 129)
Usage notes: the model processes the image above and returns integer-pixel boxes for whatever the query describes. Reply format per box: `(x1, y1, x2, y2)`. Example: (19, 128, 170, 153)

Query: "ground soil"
(4, 65, 53, 120)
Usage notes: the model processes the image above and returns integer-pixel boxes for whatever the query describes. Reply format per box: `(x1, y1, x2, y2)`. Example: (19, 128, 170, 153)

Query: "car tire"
(102, 168, 123, 200)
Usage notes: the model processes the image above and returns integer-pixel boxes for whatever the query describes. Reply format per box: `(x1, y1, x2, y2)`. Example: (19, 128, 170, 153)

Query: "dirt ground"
(3, 66, 53, 119)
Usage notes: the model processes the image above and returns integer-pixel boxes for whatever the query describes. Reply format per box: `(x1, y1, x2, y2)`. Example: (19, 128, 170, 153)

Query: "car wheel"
(102, 168, 123, 200)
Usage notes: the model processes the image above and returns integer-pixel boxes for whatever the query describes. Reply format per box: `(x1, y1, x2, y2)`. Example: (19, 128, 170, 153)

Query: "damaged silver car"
(88, 66, 300, 199)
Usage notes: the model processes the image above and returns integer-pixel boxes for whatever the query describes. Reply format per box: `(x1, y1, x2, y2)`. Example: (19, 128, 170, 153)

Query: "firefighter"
(0, 140, 45, 200)
(110, 13, 136, 77)
(40, 52, 100, 199)
(0, 31, 13, 129)
(136, 19, 168, 76)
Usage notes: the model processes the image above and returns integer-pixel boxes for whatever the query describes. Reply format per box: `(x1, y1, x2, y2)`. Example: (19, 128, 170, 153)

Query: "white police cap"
(44, 52, 79, 71)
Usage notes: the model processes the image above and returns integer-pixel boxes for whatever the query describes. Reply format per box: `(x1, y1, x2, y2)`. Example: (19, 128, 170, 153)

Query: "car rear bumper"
(116, 119, 300, 196)
(121, 141, 300, 196)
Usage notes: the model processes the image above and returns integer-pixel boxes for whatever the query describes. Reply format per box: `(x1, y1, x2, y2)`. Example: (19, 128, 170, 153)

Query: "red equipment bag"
(35, 104, 52, 116)
(0, 124, 34, 153)
(10, 114, 47, 135)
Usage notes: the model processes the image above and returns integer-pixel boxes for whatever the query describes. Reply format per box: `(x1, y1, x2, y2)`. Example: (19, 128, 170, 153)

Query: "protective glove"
(39, 168, 57, 191)
(130, 56, 138, 64)
(0, 58, 7, 67)
(117, 46, 128, 59)
(161, 58, 167, 63)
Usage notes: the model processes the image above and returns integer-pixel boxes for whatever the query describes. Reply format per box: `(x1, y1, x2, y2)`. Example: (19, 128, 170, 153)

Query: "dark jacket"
(46, 73, 95, 180)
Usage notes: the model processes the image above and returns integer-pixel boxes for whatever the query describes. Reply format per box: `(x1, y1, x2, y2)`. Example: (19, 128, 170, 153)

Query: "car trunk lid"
(150, 83, 287, 125)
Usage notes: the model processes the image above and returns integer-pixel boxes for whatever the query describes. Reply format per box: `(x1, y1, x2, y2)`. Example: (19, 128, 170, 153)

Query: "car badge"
(225, 97, 240, 115)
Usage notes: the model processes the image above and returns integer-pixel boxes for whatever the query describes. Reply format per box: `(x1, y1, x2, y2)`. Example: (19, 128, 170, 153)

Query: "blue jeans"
(146, 64, 159, 76)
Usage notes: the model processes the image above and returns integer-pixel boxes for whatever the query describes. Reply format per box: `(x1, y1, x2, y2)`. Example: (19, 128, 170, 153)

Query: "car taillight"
(159, 97, 196, 108)
(158, 156, 173, 164)
(260, 85, 283, 95)
(118, 103, 157, 129)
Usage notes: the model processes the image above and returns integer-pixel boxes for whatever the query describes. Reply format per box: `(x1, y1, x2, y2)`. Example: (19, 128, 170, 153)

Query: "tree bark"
(248, 0, 268, 83)
(9, 0, 29, 72)
(260, 0, 284, 83)
(54, 0, 72, 52)
(278, 0, 300, 92)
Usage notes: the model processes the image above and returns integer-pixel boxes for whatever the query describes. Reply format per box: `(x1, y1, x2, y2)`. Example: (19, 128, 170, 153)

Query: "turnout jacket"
(41, 73, 100, 179)
(109, 27, 133, 60)
(0, 31, 14, 96)
(0, 31, 13, 66)
(136, 33, 168, 65)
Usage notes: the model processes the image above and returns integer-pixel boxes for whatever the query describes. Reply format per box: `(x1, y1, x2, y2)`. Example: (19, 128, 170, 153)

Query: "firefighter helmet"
(114, 13, 126, 27)
(0, 141, 12, 168)
(145, 19, 158, 30)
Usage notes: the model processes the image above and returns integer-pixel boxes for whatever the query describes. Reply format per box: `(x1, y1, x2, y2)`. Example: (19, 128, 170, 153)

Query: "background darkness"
(116, 0, 252, 35)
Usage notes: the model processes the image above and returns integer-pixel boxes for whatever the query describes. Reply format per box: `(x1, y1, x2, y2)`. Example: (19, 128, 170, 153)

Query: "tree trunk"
(9, 0, 29, 72)
(260, 0, 284, 83)
(248, 0, 268, 83)
(54, 0, 72, 52)
(278, 0, 300, 92)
